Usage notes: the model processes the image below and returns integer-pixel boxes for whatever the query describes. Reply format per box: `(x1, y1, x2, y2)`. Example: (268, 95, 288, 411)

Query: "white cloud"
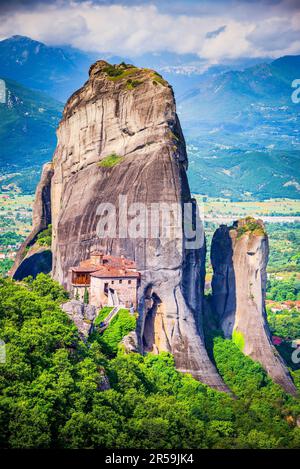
(0, 1, 299, 62)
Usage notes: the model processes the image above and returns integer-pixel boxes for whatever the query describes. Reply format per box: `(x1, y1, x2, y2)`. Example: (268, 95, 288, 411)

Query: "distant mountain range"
(0, 77, 62, 193)
(0, 35, 97, 101)
(178, 55, 300, 199)
(0, 35, 299, 199)
(0, 35, 265, 101)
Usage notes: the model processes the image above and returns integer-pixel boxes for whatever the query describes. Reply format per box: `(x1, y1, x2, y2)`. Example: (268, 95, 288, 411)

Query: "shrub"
(94, 307, 113, 326)
(98, 153, 123, 168)
(83, 287, 89, 304)
(94, 308, 136, 357)
(103, 63, 137, 81)
(36, 225, 52, 247)
(126, 79, 142, 90)
(103, 64, 123, 77)
(235, 217, 266, 239)
(232, 330, 245, 351)
(152, 72, 168, 87)
(24, 273, 69, 302)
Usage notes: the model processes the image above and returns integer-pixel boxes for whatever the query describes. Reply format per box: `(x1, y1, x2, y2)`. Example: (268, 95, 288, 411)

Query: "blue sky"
(0, 0, 299, 66)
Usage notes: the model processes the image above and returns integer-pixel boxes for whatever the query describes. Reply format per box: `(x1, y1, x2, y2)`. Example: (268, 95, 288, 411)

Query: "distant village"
(0, 190, 32, 267)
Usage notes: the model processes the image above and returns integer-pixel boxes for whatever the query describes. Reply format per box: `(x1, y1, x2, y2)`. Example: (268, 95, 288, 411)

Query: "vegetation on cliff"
(232, 330, 245, 352)
(91, 308, 136, 357)
(36, 224, 52, 247)
(98, 153, 123, 168)
(94, 307, 113, 326)
(101, 62, 168, 88)
(232, 216, 266, 239)
(103, 62, 138, 80)
(1, 275, 300, 449)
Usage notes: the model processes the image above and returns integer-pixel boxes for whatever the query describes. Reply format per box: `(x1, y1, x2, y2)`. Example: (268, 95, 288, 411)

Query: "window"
(128, 280, 132, 284)
(119, 279, 122, 284)
(111, 280, 114, 284)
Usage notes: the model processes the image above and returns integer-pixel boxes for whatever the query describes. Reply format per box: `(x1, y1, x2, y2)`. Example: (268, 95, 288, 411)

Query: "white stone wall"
(90, 277, 108, 308)
(90, 276, 138, 309)
(71, 285, 90, 302)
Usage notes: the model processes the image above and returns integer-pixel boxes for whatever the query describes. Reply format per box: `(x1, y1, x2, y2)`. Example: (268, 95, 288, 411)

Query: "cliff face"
(211, 218, 297, 396)
(10, 162, 53, 278)
(19, 61, 228, 391)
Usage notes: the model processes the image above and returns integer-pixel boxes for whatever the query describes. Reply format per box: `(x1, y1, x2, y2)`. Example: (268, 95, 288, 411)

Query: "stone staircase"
(98, 305, 121, 332)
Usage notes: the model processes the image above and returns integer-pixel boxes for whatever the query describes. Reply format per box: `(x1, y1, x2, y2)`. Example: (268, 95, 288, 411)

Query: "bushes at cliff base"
(1, 276, 300, 449)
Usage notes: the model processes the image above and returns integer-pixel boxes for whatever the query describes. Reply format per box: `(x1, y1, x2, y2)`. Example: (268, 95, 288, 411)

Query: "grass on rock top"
(103, 63, 141, 83)
(232, 216, 266, 239)
(103, 62, 168, 88)
(152, 71, 168, 87)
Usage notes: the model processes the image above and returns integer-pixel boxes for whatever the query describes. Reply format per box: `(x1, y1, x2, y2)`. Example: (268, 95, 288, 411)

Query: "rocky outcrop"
(121, 331, 139, 353)
(61, 300, 97, 339)
(13, 247, 52, 281)
(98, 368, 110, 391)
(20, 60, 228, 392)
(211, 218, 297, 396)
(10, 162, 53, 278)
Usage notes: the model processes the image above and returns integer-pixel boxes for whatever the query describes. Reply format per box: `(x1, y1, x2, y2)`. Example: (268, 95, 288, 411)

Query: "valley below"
(1, 188, 299, 318)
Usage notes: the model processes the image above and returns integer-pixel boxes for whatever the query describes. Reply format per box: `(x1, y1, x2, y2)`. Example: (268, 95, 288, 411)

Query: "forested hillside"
(1, 275, 300, 449)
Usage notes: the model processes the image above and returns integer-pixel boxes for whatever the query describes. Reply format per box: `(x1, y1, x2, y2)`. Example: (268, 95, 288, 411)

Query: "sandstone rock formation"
(211, 217, 297, 395)
(13, 246, 52, 281)
(61, 300, 97, 339)
(10, 162, 53, 278)
(98, 368, 111, 391)
(121, 330, 139, 353)
(15, 60, 228, 392)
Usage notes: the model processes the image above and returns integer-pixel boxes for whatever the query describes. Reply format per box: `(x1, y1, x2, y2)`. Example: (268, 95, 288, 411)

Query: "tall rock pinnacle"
(14, 60, 229, 392)
(10, 162, 53, 279)
(211, 217, 297, 396)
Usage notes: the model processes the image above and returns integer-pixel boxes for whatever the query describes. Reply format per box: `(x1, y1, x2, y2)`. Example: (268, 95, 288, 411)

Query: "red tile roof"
(70, 253, 139, 279)
(91, 267, 140, 279)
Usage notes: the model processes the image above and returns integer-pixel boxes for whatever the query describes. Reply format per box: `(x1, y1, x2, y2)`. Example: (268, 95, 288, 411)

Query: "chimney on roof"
(90, 250, 104, 265)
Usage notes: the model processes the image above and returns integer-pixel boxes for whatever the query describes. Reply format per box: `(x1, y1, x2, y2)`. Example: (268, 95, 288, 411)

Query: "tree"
(83, 287, 89, 304)
(24, 273, 69, 302)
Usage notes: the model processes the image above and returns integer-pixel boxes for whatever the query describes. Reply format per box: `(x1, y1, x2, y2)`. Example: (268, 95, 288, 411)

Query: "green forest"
(1, 274, 300, 449)
(266, 275, 300, 302)
(267, 223, 300, 273)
